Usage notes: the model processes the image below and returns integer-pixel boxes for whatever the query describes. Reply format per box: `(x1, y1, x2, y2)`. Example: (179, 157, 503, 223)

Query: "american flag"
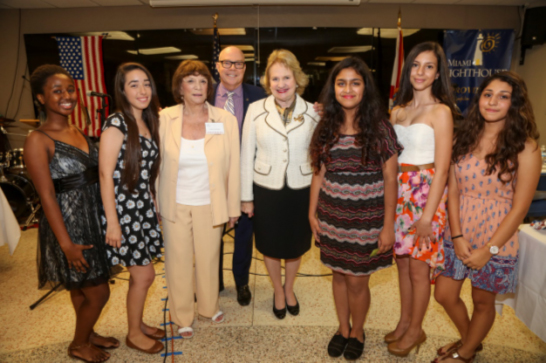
(211, 26, 220, 83)
(55, 36, 108, 137)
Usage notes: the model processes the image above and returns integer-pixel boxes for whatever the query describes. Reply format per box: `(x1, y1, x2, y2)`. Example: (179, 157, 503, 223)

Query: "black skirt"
(253, 183, 312, 259)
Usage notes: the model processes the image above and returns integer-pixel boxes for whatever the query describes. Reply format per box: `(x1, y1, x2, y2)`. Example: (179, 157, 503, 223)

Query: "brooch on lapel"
(293, 114, 304, 122)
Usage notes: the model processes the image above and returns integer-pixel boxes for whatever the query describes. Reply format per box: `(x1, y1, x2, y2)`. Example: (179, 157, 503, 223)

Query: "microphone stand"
(92, 94, 113, 140)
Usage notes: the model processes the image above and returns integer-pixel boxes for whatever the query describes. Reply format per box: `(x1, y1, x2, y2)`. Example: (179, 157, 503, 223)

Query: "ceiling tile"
(45, 0, 99, 7)
(367, 0, 416, 3)
(0, 0, 54, 8)
(414, 0, 460, 3)
(91, 0, 144, 5)
(453, 0, 525, 4)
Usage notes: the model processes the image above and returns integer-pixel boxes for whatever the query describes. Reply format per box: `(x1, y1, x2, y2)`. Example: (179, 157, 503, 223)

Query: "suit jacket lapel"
(264, 96, 287, 138)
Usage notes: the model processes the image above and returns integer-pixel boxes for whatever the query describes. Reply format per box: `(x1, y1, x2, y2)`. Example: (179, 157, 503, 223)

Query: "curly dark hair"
(30, 64, 73, 110)
(452, 71, 539, 184)
(310, 57, 388, 172)
(395, 41, 460, 121)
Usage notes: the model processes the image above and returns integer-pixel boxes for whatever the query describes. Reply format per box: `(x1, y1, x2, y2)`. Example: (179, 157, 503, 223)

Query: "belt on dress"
(399, 163, 435, 173)
(52, 166, 99, 194)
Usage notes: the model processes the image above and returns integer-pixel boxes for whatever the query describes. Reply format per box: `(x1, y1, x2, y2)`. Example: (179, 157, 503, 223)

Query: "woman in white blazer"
(241, 49, 319, 319)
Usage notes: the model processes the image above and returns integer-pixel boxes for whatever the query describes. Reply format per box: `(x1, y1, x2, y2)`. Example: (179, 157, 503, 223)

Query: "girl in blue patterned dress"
(433, 72, 541, 362)
(99, 63, 164, 354)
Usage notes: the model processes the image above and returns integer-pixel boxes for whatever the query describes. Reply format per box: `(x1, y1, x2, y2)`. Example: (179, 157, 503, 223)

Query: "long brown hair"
(114, 62, 161, 197)
(310, 57, 389, 172)
(396, 41, 460, 120)
(452, 71, 539, 184)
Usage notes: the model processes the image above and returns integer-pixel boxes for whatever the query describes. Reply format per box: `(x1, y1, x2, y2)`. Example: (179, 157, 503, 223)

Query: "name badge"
(205, 122, 224, 135)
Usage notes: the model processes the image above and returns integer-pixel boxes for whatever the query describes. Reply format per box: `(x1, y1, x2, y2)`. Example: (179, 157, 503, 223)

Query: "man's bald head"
(216, 46, 246, 91)
(219, 46, 245, 61)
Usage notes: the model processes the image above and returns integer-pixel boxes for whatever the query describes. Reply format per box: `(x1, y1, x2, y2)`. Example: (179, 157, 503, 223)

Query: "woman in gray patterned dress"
(25, 64, 114, 363)
(99, 63, 164, 354)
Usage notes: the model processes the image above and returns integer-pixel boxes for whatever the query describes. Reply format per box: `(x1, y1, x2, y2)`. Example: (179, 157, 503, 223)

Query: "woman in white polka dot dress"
(99, 62, 165, 354)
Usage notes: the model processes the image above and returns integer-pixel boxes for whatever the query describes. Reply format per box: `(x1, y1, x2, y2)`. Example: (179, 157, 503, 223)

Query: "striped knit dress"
(316, 121, 402, 276)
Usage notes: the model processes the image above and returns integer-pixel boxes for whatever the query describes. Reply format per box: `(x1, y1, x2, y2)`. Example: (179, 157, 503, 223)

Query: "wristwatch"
(487, 243, 499, 255)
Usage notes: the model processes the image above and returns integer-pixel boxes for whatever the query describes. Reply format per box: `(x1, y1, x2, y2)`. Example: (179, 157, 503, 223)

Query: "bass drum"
(7, 148, 25, 170)
(0, 173, 37, 221)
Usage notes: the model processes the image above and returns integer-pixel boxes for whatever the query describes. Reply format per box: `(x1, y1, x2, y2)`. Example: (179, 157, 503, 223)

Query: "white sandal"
(177, 327, 194, 339)
(212, 310, 225, 324)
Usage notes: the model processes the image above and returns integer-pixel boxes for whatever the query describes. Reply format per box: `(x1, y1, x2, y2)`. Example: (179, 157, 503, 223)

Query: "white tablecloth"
(496, 225, 546, 342)
(0, 188, 21, 254)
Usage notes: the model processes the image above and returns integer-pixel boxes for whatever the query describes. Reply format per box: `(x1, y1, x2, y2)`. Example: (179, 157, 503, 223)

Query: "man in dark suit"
(212, 46, 266, 306)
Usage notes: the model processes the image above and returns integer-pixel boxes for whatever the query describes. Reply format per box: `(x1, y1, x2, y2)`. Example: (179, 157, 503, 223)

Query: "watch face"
(490, 246, 499, 255)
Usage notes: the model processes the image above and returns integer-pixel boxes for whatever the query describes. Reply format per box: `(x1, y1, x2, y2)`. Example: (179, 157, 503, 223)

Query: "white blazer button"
(283, 159, 287, 162)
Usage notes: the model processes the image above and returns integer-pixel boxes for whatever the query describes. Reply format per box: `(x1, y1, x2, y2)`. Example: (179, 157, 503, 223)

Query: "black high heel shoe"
(272, 294, 286, 319)
(286, 293, 300, 316)
(343, 332, 365, 361)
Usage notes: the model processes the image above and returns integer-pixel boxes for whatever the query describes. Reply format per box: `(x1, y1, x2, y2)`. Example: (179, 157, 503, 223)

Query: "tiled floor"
(1, 229, 545, 362)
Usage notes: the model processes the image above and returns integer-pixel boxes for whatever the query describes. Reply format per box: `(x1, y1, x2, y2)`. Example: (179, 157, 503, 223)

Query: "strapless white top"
(393, 123, 435, 165)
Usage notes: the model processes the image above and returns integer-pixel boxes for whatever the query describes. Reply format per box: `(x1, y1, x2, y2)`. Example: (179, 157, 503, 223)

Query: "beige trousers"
(163, 203, 223, 328)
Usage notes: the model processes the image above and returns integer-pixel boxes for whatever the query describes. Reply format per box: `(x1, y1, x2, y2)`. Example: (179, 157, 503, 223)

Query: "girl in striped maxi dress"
(309, 57, 401, 360)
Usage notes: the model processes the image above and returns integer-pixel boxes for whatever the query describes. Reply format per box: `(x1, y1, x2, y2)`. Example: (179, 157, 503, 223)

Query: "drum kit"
(1, 122, 41, 230)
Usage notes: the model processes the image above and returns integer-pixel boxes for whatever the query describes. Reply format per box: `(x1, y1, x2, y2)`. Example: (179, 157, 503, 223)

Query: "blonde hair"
(260, 49, 308, 96)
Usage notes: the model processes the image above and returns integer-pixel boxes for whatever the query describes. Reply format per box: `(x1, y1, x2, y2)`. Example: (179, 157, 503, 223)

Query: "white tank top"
(176, 137, 211, 206)
(394, 123, 435, 165)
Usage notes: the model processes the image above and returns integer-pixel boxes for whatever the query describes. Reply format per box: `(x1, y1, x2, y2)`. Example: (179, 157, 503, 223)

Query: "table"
(496, 225, 546, 342)
(0, 188, 21, 254)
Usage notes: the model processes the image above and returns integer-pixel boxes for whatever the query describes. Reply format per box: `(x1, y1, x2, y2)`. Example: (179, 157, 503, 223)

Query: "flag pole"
(212, 13, 221, 83)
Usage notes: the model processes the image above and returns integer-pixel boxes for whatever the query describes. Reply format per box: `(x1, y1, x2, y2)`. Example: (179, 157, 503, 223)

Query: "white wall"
(0, 4, 522, 121)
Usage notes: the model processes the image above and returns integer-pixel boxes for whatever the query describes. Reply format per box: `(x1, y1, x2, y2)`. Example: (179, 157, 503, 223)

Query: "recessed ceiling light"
(127, 50, 138, 55)
(308, 62, 326, 67)
(139, 47, 181, 55)
(191, 28, 246, 36)
(315, 56, 349, 62)
(357, 28, 420, 38)
(165, 54, 199, 60)
(73, 31, 135, 41)
(328, 46, 372, 53)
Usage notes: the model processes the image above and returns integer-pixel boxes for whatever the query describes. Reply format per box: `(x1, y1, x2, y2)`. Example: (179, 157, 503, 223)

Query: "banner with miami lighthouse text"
(443, 29, 514, 114)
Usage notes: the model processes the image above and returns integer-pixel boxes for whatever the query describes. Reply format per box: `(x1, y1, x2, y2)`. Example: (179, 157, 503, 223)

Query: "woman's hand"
(462, 246, 491, 270)
(313, 102, 324, 118)
(309, 215, 321, 242)
(228, 217, 239, 229)
(410, 217, 434, 250)
(453, 237, 473, 260)
(241, 202, 254, 218)
(377, 227, 395, 254)
(62, 243, 93, 273)
(105, 223, 123, 249)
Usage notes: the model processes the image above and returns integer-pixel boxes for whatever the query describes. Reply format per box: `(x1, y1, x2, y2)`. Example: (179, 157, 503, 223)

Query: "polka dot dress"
(101, 113, 163, 267)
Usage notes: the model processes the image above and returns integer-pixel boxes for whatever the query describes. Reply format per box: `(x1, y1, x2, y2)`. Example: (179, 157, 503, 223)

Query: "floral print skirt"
(394, 165, 447, 278)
